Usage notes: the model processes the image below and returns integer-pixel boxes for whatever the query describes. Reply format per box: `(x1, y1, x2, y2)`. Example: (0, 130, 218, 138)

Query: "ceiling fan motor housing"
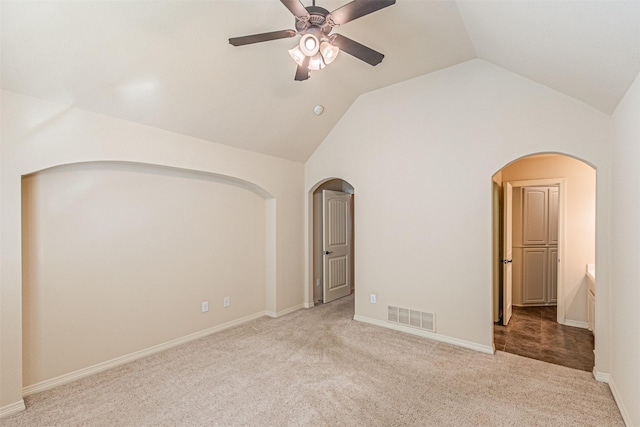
(296, 6, 332, 36)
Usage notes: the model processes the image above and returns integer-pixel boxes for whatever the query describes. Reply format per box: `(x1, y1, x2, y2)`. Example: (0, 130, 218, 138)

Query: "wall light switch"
(202, 301, 209, 313)
(370, 294, 377, 304)
(224, 297, 230, 307)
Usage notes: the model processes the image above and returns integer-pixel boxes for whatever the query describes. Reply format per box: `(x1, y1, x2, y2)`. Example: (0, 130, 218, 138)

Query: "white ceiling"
(2, 1, 639, 162)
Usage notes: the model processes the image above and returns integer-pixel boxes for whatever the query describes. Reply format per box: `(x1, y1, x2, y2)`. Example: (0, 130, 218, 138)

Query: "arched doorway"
(492, 153, 596, 371)
(309, 178, 355, 305)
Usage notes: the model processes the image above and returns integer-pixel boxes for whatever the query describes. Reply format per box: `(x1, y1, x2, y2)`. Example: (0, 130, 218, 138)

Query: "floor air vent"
(388, 305, 435, 332)
(388, 306, 399, 323)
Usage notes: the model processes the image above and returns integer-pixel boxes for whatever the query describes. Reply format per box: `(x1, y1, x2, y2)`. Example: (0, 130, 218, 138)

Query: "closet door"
(523, 187, 549, 245)
(522, 247, 547, 304)
(548, 247, 558, 303)
(548, 187, 559, 245)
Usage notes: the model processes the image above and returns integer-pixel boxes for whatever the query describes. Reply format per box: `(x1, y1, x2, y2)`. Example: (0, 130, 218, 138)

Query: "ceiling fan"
(229, 0, 396, 81)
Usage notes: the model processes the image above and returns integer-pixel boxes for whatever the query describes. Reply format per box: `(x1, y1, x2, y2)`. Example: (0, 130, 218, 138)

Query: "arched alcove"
(20, 160, 278, 393)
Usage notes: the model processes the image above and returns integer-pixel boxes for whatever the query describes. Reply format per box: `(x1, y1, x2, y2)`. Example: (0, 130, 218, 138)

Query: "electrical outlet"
(202, 301, 209, 313)
(370, 294, 377, 304)
(224, 296, 230, 307)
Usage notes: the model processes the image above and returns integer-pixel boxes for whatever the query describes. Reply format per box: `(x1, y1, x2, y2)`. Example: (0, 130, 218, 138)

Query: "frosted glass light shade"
(308, 53, 325, 71)
(288, 46, 306, 66)
(299, 34, 320, 56)
(320, 42, 339, 65)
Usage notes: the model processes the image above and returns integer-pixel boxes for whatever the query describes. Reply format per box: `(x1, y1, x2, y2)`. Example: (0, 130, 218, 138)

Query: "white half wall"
(305, 59, 611, 369)
(610, 70, 640, 427)
(0, 91, 304, 410)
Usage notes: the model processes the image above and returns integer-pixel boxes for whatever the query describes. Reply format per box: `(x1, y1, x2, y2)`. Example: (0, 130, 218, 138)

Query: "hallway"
(494, 306, 594, 372)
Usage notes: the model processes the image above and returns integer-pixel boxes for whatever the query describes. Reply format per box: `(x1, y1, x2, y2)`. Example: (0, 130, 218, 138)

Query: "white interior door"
(322, 190, 351, 303)
(502, 182, 513, 326)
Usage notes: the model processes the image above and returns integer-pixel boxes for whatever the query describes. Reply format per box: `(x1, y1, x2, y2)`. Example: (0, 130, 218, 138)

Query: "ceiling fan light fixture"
(288, 46, 306, 66)
(229, 0, 396, 81)
(319, 41, 339, 65)
(299, 33, 320, 56)
(308, 53, 326, 71)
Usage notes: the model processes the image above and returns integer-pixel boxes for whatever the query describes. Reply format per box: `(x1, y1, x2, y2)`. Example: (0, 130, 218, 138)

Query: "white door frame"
(506, 178, 566, 325)
(502, 182, 513, 326)
(492, 181, 501, 323)
(306, 179, 355, 308)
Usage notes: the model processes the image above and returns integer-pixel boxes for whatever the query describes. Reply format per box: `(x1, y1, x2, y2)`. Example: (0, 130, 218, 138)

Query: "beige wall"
(22, 163, 266, 387)
(0, 91, 304, 411)
(305, 59, 612, 361)
(501, 155, 595, 323)
(610, 70, 640, 426)
(4, 61, 639, 424)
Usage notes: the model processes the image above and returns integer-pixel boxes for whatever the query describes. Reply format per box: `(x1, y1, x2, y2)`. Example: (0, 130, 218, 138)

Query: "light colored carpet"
(2, 295, 623, 426)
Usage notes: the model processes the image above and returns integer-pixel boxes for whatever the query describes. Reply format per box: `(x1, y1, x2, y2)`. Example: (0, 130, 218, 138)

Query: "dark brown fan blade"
(331, 34, 384, 66)
(229, 29, 296, 46)
(295, 56, 310, 81)
(327, 0, 395, 26)
(281, 0, 310, 19)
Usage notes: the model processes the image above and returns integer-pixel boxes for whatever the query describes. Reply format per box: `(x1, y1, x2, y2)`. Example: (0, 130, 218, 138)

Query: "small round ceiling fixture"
(313, 105, 325, 116)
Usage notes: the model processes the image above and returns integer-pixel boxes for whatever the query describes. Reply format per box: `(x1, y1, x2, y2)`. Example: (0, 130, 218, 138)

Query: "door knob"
(323, 250, 332, 255)
(501, 259, 513, 264)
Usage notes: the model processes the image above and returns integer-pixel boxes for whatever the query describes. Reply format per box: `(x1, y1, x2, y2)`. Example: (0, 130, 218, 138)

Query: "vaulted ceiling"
(2, 1, 639, 162)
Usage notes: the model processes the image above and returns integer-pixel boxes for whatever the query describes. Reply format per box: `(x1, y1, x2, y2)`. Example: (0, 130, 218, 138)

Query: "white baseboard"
(592, 367, 610, 383)
(23, 311, 266, 397)
(265, 303, 305, 318)
(353, 315, 495, 355)
(563, 319, 589, 329)
(0, 400, 26, 419)
(608, 377, 631, 426)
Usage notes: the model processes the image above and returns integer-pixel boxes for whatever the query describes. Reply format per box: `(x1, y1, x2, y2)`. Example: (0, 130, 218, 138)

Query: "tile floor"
(494, 305, 595, 372)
